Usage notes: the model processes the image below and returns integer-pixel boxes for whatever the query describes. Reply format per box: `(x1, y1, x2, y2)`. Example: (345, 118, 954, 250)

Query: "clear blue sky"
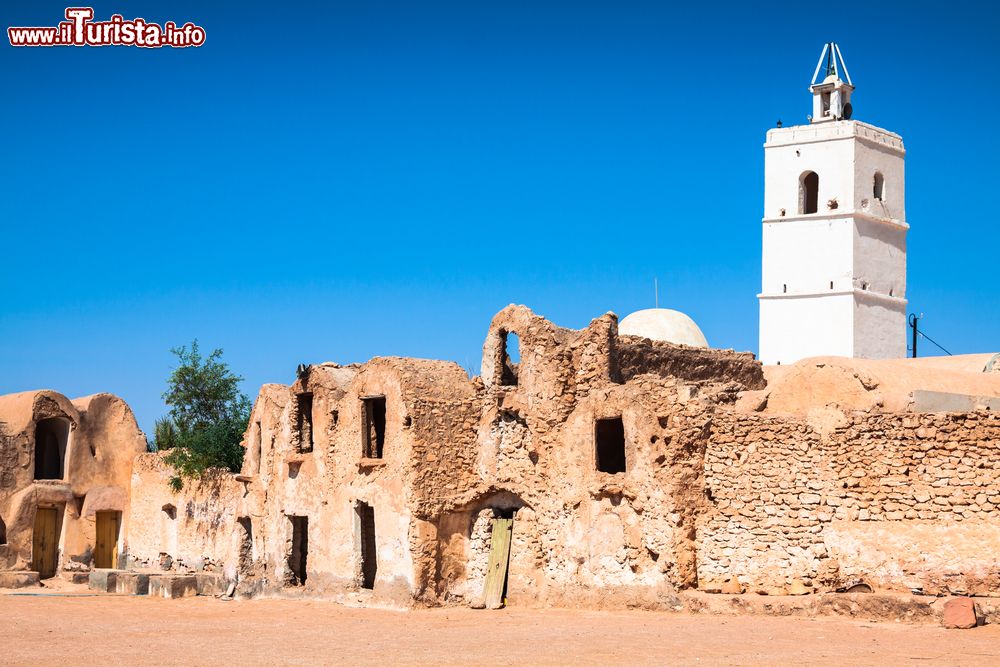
(3, 1, 998, 435)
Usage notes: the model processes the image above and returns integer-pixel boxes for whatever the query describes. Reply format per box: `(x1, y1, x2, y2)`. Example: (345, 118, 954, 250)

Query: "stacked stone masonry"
(702, 412, 1000, 596)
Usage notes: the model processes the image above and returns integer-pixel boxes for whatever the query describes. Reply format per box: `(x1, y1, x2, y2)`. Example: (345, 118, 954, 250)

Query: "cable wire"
(917, 330, 953, 356)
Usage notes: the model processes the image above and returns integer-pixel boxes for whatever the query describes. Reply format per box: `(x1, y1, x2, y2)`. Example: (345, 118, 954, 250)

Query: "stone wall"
(701, 410, 1000, 596)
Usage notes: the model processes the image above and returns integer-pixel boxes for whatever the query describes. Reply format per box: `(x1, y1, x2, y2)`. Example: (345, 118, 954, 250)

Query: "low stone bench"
(114, 571, 150, 595)
(88, 568, 125, 592)
(195, 572, 224, 596)
(0, 571, 40, 589)
(148, 574, 198, 599)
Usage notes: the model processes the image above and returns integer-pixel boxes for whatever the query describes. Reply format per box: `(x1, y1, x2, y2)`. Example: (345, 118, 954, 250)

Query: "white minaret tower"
(758, 43, 908, 365)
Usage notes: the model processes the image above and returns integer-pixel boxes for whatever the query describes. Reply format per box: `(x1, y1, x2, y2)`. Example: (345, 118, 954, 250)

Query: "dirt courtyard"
(2, 594, 999, 666)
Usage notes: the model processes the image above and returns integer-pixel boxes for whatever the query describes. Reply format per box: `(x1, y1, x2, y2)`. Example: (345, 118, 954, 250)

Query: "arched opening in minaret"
(873, 172, 885, 201)
(799, 171, 819, 214)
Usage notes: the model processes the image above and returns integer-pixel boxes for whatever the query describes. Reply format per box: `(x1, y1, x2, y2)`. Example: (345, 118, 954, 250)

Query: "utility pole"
(908, 313, 921, 358)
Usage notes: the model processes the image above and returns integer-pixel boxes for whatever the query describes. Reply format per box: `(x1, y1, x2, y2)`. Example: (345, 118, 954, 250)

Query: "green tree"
(153, 417, 179, 451)
(155, 340, 250, 489)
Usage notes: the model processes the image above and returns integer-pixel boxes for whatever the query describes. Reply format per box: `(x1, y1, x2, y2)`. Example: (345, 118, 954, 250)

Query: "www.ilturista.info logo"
(8, 7, 205, 48)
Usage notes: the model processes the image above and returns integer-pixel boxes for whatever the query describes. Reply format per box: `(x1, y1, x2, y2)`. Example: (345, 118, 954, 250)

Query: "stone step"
(60, 570, 90, 585)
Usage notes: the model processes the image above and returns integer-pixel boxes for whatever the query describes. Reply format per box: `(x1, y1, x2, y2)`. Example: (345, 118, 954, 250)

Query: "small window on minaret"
(799, 171, 819, 214)
(873, 172, 885, 201)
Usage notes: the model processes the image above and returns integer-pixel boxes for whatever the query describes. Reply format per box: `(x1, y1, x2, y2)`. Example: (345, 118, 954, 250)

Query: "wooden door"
(483, 517, 513, 609)
(32, 508, 58, 578)
(95, 511, 120, 569)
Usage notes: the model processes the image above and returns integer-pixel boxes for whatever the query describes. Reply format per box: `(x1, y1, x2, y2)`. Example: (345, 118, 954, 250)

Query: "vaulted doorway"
(483, 516, 513, 609)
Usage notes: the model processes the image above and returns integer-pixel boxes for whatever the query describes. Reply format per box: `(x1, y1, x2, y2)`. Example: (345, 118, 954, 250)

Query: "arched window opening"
(0, 515, 6, 545)
(799, 171, 819, 214)
(873, 172, 885, 201)
(34, 417, 69, 481)
(499, 330, 520, 386)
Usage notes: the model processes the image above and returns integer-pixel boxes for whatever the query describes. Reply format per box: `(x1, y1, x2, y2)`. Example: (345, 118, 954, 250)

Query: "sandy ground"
(2, 594, 999, 666)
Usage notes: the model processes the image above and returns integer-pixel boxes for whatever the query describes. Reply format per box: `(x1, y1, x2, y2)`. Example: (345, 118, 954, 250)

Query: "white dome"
(619, 308, 709, 348)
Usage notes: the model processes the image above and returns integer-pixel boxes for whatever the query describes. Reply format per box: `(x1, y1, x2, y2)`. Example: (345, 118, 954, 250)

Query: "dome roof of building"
(618, 308, 709, 348)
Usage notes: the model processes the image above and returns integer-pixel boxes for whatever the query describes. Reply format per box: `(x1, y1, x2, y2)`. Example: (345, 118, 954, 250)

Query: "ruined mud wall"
(127, 453, 244, 578)
(219, 359, 479, 604)
(435, 306, 760, 609)
(390, 363, 480, 520)
(617, 336, 766, 390)
(518, 380, 715, 608)
(241, 366, 418, 601)
(700, 411, 1000, 596)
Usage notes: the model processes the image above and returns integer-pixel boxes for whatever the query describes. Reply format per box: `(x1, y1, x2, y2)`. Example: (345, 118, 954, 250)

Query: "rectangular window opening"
(595, 417, 626, 474)
(361, 396, 386, 459)
(356, 502, 377, 589)
(286, 515, 308, 586)
(296, 393, 313, 453)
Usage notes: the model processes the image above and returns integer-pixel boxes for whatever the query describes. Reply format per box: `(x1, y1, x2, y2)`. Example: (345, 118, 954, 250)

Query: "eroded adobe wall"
(217, 359, 480, 604)
(700, 411, 1000, 596)
(64, 394, 149, 568)
(127, 453, 244, 578)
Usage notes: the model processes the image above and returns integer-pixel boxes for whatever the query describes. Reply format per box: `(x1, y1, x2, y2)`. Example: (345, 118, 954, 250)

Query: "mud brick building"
(0, 390, 146, 587)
